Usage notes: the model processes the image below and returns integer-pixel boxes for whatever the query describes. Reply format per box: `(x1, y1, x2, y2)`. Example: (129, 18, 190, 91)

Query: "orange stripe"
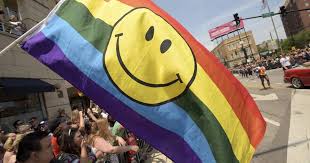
(119, 0, 266, 148)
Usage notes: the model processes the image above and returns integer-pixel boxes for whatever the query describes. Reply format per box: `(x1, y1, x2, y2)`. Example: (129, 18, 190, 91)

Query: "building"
(281, 0, 310, 37)
(0, 0, 72, 132)
(212, 31, 259, 68)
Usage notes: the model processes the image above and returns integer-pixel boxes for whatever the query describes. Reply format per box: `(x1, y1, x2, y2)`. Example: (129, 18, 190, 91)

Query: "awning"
(0, 78, 55, 95)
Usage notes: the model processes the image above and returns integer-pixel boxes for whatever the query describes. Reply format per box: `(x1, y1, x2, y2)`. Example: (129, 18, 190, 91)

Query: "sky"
(153, 0, 287, 51)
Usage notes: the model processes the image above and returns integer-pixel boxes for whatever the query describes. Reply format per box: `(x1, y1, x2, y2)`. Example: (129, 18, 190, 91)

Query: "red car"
(284, 65, 310, 89)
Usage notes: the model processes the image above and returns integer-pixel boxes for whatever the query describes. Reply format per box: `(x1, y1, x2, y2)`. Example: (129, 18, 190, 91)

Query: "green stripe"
(175, 91, 239, 163)
(56, 0, 113, 52)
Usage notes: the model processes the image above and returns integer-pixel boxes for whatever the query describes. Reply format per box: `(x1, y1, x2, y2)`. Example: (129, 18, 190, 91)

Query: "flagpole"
(265, 0, 283, 53)
(0, 19, 45, 57)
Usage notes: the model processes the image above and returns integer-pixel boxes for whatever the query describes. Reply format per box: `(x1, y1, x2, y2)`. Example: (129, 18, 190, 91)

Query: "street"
(145, 68, 310, 163)
(235, 68, 310, 163)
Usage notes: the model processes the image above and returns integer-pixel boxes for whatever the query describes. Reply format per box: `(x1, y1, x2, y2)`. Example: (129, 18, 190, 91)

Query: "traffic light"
(233, 13, 240, 26)
(280, 6, 287, 16)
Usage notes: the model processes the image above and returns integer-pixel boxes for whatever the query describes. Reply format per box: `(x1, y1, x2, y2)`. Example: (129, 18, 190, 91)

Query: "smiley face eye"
(160, 39, 172, 54)
(145, 26, 154, 41)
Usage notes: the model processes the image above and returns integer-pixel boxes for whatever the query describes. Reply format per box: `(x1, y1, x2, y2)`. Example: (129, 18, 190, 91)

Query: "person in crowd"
(37, 121, 50, 133)
(71, 109, 85, 130)
(244, 66, 248, 78)
(0, 126, 5, 142)
(239, 68, 243, 77)
(0, 145, 4, 163)
(111, 121, 125, 138)
(87, 109, 100, 123)
(107, 115, 117, 129)
(295, 50, 304, 65)
(0, 127, 6, 163)
(29, 117, 39, 131)
(290, 54, 296, 66)
(13, 120, 24, 133)
(305, 48, 310, 61)
(258, 63, 271, 89)
(49, 117, 68, 158)
(247, 65, 252, 77)
(88, 119, 138, 163)
(254, 64, 260, 78)
(89, 105, 107, 120)
(16, 131, 54, 163)
(57, 109, 70, 121)
(57, 127, 96, 163)
(3, 133, 17, 163)
(0, 103, 144, 163)
(3, 120, 34, 163)
(280, 54, 292, 70)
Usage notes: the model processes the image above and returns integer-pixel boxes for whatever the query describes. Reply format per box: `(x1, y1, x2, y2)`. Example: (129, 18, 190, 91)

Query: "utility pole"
(236, 29, 248, 64)
(265, 0, 283, 53)
(243, 28, 255, 61)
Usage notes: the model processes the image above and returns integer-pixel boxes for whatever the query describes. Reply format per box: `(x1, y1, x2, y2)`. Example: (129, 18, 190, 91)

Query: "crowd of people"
(0, 104, 148, 163)
(232, 47, 310, 89)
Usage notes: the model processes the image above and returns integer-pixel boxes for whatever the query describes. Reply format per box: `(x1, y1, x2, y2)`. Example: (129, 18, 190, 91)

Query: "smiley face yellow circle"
(104, 8, 197, 105)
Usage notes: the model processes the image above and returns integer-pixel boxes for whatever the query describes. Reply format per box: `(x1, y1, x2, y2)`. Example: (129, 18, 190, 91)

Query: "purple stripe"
(22, 32, 201, 163)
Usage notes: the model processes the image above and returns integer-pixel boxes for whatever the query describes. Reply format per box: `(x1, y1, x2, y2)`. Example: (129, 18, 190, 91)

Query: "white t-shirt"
(280, 57, 291, 67)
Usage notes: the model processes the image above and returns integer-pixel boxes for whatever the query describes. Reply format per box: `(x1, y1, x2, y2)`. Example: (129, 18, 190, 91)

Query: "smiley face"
(104, 8, 197, 105)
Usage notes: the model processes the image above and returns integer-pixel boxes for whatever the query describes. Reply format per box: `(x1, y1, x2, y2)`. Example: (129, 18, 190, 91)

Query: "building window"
(0, 93, 42, 118)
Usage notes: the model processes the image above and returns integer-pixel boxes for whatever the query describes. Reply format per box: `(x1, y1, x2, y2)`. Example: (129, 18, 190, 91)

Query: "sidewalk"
(287, 89, 310, 163)
(145, 150, 173, 163)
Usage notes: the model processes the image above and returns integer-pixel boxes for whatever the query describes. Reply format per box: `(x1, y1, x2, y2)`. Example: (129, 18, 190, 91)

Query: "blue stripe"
(41, 15, 215, 163)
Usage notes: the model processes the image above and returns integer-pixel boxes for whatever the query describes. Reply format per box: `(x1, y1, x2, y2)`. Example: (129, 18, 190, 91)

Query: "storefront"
(0, 78, 55, 132)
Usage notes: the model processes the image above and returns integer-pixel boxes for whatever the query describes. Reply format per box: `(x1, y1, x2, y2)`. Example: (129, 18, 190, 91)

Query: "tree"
(257, 44, 269, 53)
(281, 30, 310, 51)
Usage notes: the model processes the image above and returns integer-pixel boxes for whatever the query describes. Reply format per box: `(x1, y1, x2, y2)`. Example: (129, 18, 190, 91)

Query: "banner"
(208, 20, 244, 40)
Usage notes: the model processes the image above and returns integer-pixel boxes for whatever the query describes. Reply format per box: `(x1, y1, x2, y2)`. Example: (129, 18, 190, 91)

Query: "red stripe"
(119, 0, 266, 148)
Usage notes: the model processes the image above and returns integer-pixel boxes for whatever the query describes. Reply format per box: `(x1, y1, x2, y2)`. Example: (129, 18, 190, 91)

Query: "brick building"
(281, 0, 310, 37)
(212, 31, 259, 68)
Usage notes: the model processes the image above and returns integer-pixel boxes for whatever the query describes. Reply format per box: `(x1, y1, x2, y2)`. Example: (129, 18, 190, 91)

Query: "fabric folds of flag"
(21, 0, 266, 162)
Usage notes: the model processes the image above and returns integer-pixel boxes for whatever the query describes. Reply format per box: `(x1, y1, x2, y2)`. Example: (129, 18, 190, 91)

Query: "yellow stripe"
(76, 0, 133, 26)
(191, 65, 255, 163)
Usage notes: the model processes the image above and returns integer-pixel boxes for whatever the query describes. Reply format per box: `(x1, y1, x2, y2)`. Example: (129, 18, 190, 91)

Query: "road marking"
(264, 117, 280, 127)
(251, 93, 279, 101)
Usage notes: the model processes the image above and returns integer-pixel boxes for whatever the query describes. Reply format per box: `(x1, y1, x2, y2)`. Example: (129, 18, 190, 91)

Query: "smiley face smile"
(115, 32, 183, 88)
(104, 8, 196, 105)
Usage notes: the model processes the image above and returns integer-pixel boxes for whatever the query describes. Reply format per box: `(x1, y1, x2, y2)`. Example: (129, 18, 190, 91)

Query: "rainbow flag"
(22, 0, 266, 162)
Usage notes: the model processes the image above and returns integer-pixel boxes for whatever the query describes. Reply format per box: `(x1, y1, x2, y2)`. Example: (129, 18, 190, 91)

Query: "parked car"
(284, 62, 310, 89)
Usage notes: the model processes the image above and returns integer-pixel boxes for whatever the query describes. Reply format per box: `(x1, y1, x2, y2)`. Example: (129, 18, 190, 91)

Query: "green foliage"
(281, 30, 310, 51)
